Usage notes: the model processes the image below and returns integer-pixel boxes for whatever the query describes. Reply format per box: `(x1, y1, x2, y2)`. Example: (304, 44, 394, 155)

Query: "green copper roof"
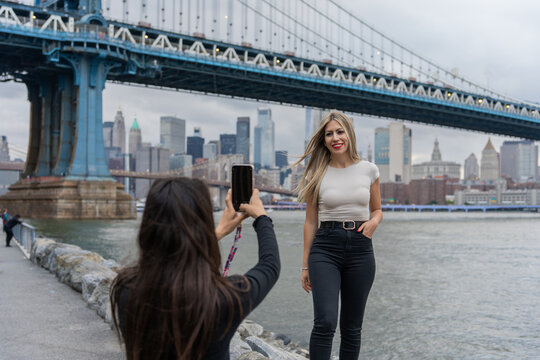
(131, 117, 140, 130)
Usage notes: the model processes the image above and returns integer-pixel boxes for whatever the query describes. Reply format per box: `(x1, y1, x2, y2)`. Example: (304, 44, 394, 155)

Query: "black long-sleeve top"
(118, 215, 280, 359)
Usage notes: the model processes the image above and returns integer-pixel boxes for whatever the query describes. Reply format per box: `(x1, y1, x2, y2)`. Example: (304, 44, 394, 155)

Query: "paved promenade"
(0, 235, 124, 360)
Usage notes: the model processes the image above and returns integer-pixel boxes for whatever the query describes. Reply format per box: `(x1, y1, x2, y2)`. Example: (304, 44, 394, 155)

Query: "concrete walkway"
(0, 234, 124, 360)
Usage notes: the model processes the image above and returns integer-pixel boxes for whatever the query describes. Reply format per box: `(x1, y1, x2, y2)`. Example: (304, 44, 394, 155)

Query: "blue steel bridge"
(0, 0, 539, 182)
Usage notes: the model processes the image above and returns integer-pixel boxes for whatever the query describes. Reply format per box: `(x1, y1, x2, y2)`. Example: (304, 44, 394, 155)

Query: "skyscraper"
(128, 117, 142, 157)
(102, 121, 114, 148)
(464, 153, 479, 180)
(480, 138, 499, 181)
(500, 140, 538, 182)
(112, 109, 126, 154)
(0, 135, 10, 162)
(135, 144, 171, 199)
(203, 143, 217, 160)
(220, 134, 236, 155)
(254, 126, 262, 168)
(160, 116, 186, 155)
(209, 140, 220, 156)
(236, 117, 250, 163)
(305, 107, 325, 143)
(374, 122, 412, 183)
(275, 150, 288, 169)
(187, 136, 205, 164)
(254, 108, 275, 168)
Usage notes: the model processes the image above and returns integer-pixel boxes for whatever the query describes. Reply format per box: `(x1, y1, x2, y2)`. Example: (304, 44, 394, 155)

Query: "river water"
(28, 211, 540, 359)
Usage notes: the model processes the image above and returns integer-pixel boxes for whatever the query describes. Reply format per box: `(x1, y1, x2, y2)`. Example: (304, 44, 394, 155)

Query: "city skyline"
(1, 1, 539, 167)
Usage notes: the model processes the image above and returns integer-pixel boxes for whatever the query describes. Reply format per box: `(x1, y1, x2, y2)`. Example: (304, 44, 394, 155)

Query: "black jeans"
(5, 230, 13, 246)
(308, 226, 376, 360)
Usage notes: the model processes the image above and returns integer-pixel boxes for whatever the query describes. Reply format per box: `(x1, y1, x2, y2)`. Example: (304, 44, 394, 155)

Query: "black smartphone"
(231, 164, 253, 211)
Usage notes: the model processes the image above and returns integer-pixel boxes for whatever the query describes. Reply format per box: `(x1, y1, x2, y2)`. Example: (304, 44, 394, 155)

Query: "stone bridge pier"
(0, 53, 135, 219)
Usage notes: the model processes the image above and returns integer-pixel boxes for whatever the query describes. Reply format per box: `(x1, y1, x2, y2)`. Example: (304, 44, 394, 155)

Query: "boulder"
(52, 251, 111, 292)
(274, 334, 292, 346)
(238, 319, 264, 338)
(81, 271, 116, 302)
(86, 273, 115, 323)
(229, 332, 252, 360)
(245, 336, 305, 360)
(101, 259, 120, 273)
(237, 351, 269, 360)
(30, 237, 59, 267)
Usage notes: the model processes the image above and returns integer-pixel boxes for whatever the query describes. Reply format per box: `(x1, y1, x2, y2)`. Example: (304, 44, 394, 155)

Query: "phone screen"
(232, 165, 253, 211)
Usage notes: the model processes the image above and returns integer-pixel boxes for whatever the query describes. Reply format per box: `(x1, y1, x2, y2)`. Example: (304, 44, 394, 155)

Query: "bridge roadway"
(0, 235, 123, 360)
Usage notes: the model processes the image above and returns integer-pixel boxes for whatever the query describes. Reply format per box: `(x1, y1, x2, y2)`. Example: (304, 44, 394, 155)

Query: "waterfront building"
(254, 108, 275, 168)
(112, 109, 126, 154)
(455, 181, 539, 205)
(408, 178, 446, 205)
(412, 139, 461, 180)
(464, 153, 479, 180)
(220, 134, 236, 155)
(380, 182, 409, 204)
(128, 117, 142, 158)
(480, 138, 499, 181)
(500, 140, 538, 183)
(102, 122, 114, 148)
(236, 117, 250, 163)
(275, 150, 288, 169)
(375, 122, 412, 183)
(160, 116, 186, 155)
(203, 143, 217, 161)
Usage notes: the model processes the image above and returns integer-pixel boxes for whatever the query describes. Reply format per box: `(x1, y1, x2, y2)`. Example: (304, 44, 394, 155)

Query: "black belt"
(320, 220, 366, 230)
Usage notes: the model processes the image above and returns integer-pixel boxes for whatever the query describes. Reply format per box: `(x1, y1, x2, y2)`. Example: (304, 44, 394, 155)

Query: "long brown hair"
(293, 111, 360, 204)
(110, 178, 246, 360)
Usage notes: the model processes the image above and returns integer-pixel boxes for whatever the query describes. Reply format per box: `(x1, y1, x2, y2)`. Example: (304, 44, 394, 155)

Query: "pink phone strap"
(222, 226, 242, 277)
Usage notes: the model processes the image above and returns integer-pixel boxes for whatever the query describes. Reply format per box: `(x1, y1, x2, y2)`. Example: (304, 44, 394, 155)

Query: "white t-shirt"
(318, 161, 380, 222)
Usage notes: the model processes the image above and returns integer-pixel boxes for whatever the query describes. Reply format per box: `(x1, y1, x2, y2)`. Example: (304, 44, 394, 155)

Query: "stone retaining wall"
(28, 236, 310, 360)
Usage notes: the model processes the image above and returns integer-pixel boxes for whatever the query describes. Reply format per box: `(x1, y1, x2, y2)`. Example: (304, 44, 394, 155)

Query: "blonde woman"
(294, 111, 382, 359)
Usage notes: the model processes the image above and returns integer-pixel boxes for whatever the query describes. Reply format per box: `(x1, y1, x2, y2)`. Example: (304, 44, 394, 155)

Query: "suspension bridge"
(0, 0, 538, 218)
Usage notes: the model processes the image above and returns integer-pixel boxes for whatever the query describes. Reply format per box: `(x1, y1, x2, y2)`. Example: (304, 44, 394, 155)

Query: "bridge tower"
(1, 0, 134, 219)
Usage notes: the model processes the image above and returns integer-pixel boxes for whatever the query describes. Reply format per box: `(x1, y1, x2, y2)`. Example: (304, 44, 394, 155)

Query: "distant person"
(1, 208, 8, 231)
(293, 111, 382, 359)
(110, 178, 280, 360)
(4, 214, 23, 247)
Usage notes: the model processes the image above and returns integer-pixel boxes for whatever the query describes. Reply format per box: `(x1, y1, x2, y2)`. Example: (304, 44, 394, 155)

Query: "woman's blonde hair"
(293, 110, 360, 205)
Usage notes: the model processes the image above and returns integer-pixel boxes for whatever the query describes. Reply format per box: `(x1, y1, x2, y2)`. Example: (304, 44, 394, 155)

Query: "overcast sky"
(1, 0, 539, 166)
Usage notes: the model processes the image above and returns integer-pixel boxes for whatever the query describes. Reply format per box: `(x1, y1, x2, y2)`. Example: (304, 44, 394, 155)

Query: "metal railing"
(12, 222, 35, 258)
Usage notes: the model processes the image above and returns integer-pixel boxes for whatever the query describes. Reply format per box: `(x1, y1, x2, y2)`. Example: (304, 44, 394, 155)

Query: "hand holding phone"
(231, 164, 253, 212)
(239, 189, 267, 219)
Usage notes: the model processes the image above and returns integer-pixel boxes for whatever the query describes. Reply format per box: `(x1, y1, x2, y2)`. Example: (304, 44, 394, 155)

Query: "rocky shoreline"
(27, 236, 309, 360)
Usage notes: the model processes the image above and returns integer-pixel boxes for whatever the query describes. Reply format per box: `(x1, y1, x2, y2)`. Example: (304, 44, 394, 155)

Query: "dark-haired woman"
(110, 178, 280, 360)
